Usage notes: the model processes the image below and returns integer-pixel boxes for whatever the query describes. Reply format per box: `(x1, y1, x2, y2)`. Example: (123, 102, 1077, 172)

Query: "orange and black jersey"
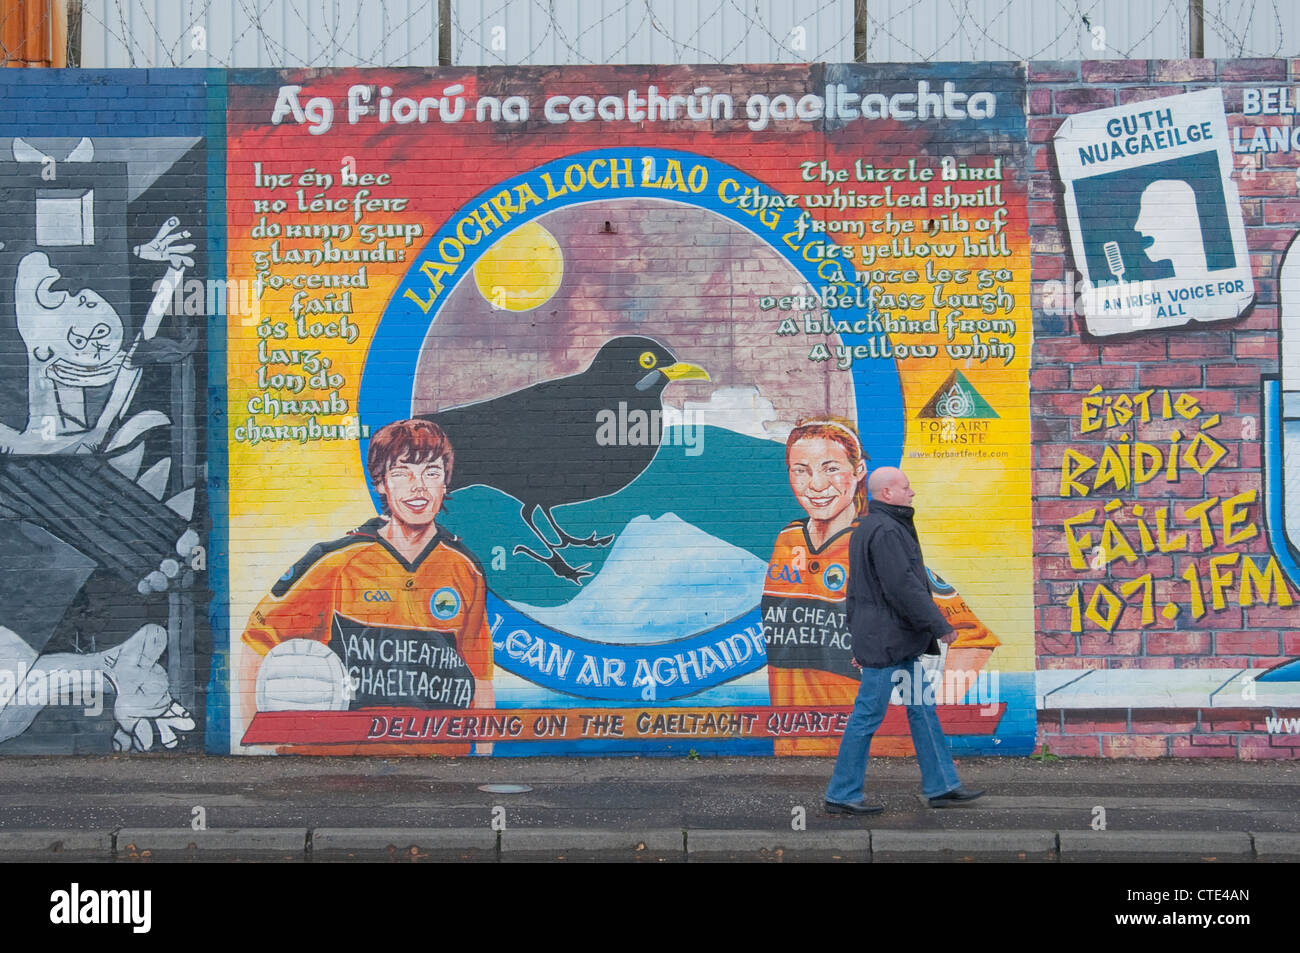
(761, 519, 856, 680)
(243, 518, 492, 710)
(760, 518, 1000, 680)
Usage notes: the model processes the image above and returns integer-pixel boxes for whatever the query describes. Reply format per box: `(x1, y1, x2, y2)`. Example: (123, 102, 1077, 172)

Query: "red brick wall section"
(1037, 708, 1300, 759)
(1029, 60, 1300, 759)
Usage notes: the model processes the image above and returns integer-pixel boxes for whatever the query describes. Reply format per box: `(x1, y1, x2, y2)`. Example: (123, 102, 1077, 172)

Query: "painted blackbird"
(420, 335, 708, 583)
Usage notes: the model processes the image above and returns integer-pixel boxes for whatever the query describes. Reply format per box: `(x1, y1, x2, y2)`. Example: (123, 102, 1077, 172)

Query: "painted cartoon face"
(15, 252, 124, 368)
(378, 454, 447, 530)
(787, 436, 864, 524)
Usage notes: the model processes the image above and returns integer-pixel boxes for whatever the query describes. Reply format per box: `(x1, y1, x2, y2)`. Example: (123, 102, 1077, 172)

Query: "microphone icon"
(1104, 241, 1125, 282)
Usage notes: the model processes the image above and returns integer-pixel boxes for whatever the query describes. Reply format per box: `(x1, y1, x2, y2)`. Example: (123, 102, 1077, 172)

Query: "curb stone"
(0, 830, 113, 855)
(686, 829, 871, 855)
(0, 826, 1284, 861)
(312, 828, 497, 853)
(872, 830, 1056, 855)
(1057, 831, 1253, 857)
(116, 828, 308, 854)
(1250, 832, 1300, 859)
(501, 829, 681, 853)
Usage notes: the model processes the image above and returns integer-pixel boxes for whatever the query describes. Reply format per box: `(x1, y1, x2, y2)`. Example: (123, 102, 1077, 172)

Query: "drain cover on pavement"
(477, 783, 533, 794)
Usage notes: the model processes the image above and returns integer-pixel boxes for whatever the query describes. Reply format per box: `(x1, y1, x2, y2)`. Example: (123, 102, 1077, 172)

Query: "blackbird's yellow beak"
(660, 361, 710, 383)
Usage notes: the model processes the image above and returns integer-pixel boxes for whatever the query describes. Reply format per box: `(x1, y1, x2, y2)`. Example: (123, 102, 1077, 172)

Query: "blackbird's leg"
(512, 543, 593, 585)
(513, 504, 593, 584)
(540, 506, 614, 548)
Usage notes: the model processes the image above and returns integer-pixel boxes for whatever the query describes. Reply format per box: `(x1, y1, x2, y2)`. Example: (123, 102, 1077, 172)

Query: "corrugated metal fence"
(12, 0, 1300, 70)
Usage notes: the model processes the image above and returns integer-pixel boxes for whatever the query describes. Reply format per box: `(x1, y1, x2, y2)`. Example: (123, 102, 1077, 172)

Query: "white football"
(255, 639, 351, 712)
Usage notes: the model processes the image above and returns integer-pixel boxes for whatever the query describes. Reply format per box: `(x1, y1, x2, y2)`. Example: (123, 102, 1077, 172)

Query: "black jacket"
(846, 501, 953, 667)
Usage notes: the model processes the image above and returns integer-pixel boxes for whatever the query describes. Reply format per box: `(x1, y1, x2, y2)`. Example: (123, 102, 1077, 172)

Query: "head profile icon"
(1134, 179, 1208, 278)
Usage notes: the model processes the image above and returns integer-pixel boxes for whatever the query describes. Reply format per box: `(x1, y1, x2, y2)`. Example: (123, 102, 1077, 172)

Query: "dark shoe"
(825, 799, 884, 816)
(927, 786, 985, 808)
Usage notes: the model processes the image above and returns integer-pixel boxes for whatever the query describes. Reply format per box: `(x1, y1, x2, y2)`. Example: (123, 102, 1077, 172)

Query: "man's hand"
(940, 630, 959, 645)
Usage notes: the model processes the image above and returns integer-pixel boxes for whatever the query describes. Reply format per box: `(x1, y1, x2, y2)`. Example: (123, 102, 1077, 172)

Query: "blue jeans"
(826, 657, 962, 803)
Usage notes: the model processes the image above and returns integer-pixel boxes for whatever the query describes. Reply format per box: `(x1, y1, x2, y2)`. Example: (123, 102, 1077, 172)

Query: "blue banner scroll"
(487, 592, 766, 701)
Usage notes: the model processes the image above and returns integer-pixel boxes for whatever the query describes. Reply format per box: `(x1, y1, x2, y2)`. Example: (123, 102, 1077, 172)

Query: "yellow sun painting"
(472, 222, 564, 311)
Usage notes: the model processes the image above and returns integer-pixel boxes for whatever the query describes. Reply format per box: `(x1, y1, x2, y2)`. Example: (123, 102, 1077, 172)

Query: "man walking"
(825, 466, 984, 814)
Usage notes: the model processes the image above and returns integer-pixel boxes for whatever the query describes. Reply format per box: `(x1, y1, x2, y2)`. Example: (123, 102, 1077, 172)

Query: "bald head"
(868, 466, 914, 506)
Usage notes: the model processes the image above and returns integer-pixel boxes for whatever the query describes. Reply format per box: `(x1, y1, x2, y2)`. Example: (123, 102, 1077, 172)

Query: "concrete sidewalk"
(0, 755, 1295, 861)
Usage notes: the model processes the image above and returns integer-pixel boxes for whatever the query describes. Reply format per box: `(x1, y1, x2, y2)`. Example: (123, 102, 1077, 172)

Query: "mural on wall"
(245, 418, 493, 729)
(5, 62, 1298, 761)
(0, 136, 208, 753)
(422, 335, 710, 583)
(226, 64, 1036, 756)
(1270, 234, 1300, 616)
(1032, 61, 1300, 758)
(1054, 89, 1254, 336)
(761, 416, 1002, 756)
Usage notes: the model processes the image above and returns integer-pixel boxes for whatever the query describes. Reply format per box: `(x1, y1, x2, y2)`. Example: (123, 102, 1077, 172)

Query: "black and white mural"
(0, 136, 208, 752)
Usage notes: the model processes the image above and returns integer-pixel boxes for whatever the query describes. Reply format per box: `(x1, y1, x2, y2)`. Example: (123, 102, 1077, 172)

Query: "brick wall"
(0, 70, 213, 754)
(0, 61, 1294, 759)
(1029, 59, 1300, 759)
